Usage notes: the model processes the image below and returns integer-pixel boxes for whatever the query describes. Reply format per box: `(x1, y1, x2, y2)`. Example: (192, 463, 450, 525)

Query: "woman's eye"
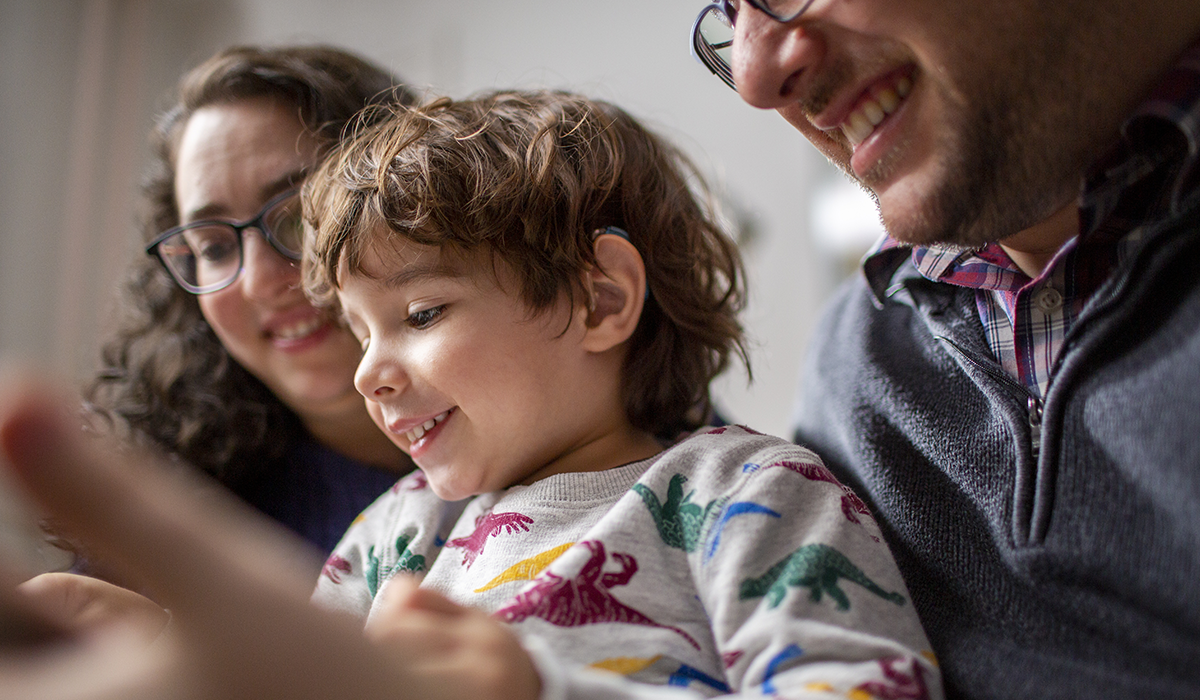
(406, 305, 445, 329)
(197, 239, 237, 262)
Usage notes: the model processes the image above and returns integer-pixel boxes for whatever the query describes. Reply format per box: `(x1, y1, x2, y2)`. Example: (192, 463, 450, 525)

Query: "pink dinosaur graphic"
(766, 459, 875, 535)
(391, 470, 428, 494)
(493, 540, 700, 650)
(321, 554, 352, 584)
(852, 656, 930, 700)
(706, 424, 765, 437)
(446, 510, 534, 567)
(721, 650, 744, 669)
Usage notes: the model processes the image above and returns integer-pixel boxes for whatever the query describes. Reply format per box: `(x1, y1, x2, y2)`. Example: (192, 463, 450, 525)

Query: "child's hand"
(366, 576, 542, 700)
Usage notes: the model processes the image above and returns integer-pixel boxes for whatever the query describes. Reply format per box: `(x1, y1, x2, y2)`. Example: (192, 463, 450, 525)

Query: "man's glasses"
(691, 0, 818, 91)
(146, 188, 304, 295)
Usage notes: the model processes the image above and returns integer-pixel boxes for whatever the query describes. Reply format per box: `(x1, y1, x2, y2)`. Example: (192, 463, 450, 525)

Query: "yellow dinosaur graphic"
(590, 655, 662, 675)
(474, 542, 575, 592)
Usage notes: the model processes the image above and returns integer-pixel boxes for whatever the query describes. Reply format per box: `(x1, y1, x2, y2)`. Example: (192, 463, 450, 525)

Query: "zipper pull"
(1027, 396, 1043, 460)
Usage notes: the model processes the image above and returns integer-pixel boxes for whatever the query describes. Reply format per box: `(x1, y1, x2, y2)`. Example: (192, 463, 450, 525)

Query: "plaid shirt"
(863, 41, 1200, 398)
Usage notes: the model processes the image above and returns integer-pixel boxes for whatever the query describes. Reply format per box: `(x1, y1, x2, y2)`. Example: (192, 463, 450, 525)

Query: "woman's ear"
(580, 232, 647, 353)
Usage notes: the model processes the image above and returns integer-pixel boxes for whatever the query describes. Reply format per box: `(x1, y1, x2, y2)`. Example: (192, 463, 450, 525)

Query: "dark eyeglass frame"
(690, 0, 818, 91)
(145, 187, 303, 295)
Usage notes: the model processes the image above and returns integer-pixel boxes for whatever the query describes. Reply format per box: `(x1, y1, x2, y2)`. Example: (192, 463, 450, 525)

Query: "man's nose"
(732, 10, 823, 110)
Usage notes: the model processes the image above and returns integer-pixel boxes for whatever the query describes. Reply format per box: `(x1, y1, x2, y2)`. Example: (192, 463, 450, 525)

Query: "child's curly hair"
(304, 90, 747, 440)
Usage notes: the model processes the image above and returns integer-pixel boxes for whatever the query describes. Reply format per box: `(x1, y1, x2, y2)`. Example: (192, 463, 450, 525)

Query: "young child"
(304, 90, 940, 700)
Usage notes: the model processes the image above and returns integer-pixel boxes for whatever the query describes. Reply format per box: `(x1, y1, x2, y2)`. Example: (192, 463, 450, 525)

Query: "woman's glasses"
(690, 0, 818, 92)
(146, 189, 304, 295)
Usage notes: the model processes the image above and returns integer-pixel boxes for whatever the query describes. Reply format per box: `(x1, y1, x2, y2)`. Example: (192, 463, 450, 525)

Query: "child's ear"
(580, 232, 647, 353)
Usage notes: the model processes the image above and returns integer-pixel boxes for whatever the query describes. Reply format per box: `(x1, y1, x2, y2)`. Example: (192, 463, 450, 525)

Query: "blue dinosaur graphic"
(703, 501, 781, 562)
(635, 474, 780, 558)
(762, 644, 804, 695)
(667, 663, 729, 692)
(739, 543, 906, 610)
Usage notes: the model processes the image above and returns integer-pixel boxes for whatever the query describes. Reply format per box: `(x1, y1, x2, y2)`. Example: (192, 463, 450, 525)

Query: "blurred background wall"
(0, 0, 883, 439)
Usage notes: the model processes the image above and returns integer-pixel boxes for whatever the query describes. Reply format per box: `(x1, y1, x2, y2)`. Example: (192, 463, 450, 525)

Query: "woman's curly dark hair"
(305, 90, 748, 440)
(86, 45, 415, 487)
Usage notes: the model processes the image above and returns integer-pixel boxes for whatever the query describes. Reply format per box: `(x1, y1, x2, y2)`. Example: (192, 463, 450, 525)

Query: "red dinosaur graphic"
(446, 510, 534, 567)
(852, 656, 930, 700)
(493, 540, 700, 650)
(767, 459, 874, 531)
(321, 554, 352, 584)
(706, 424, 765, 436)
(391, 470, 428, 494)
(721, 650, 744, 669)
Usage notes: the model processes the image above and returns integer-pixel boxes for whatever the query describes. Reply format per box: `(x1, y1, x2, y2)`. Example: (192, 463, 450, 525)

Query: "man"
(691, 0, 1200, 697)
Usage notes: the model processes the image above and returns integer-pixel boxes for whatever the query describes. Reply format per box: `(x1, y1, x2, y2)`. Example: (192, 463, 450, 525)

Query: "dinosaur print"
(703, 501, 781, 562)
(850, 656, 930, 700)
(321, 553, 352, 584)
(721, 650, 744, 669)
(474, 543, 575, 592)
(763, 459, 877, 537)
(390, 470, 428, 494)
(589, 656, 661, 675)
(739, 543, 906, 611)
(761, 644, 804, 695)
(366, 531, 426, 598)
(668, 663, 729, 692)
(635, 474, 779, 558)
(633, 474, 722, 551)
(706, 424, 765, 436)
(446, 510, 534, 568)
(493, 540, 701, 650)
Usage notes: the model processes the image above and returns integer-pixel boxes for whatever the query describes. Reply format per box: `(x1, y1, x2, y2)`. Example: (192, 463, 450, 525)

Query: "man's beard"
(850, 33, 1093, 251)
(861, 85, 1079, 251)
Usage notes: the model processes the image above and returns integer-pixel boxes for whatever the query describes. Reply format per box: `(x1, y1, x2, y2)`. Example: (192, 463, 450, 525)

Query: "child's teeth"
(406, 410, 451, 443)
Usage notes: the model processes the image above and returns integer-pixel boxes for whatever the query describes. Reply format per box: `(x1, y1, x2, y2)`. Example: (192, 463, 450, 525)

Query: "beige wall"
(0, 0, 871, 438)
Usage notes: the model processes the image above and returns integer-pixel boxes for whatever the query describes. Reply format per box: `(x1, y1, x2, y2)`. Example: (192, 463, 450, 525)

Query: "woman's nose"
(238, 230, 300, 301)
(731, 10, 824, 110)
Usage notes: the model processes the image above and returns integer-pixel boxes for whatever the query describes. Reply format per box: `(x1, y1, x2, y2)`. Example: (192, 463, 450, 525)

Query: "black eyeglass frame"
(145, 187, 303, 295)
(690, 0, 819, 91)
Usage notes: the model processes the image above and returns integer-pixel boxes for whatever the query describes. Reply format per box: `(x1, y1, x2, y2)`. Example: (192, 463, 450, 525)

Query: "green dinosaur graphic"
(633, 474, 725, 552)
(366, 531, 427, 598)
(739, 543, 906, 610)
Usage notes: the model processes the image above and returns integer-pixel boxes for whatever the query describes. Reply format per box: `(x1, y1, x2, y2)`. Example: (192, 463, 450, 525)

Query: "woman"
(87, 45, 416, 556)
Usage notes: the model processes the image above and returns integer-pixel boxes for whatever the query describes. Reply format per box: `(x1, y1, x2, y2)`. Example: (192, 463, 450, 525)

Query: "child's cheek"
(365, 398, 410, 452)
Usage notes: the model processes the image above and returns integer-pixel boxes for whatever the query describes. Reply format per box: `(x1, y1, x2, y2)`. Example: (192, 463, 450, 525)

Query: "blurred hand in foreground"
(0, 373, 539, 700)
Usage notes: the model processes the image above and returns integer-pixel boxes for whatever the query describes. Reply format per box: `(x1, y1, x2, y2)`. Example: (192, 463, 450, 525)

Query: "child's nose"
(354, 343, 408, 400)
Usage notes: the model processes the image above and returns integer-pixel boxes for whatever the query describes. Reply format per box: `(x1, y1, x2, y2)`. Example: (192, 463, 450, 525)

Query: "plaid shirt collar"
(863, 40, 1200, 302)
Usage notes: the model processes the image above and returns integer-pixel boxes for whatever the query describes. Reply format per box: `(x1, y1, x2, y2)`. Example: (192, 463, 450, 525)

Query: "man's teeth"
(842, 76, 912, 147)
(406, 410, 450, 443)
(274, 317, 324, 341)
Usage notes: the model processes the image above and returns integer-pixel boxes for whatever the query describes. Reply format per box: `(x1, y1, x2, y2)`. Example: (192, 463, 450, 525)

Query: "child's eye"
(406, 305, 445, 329)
